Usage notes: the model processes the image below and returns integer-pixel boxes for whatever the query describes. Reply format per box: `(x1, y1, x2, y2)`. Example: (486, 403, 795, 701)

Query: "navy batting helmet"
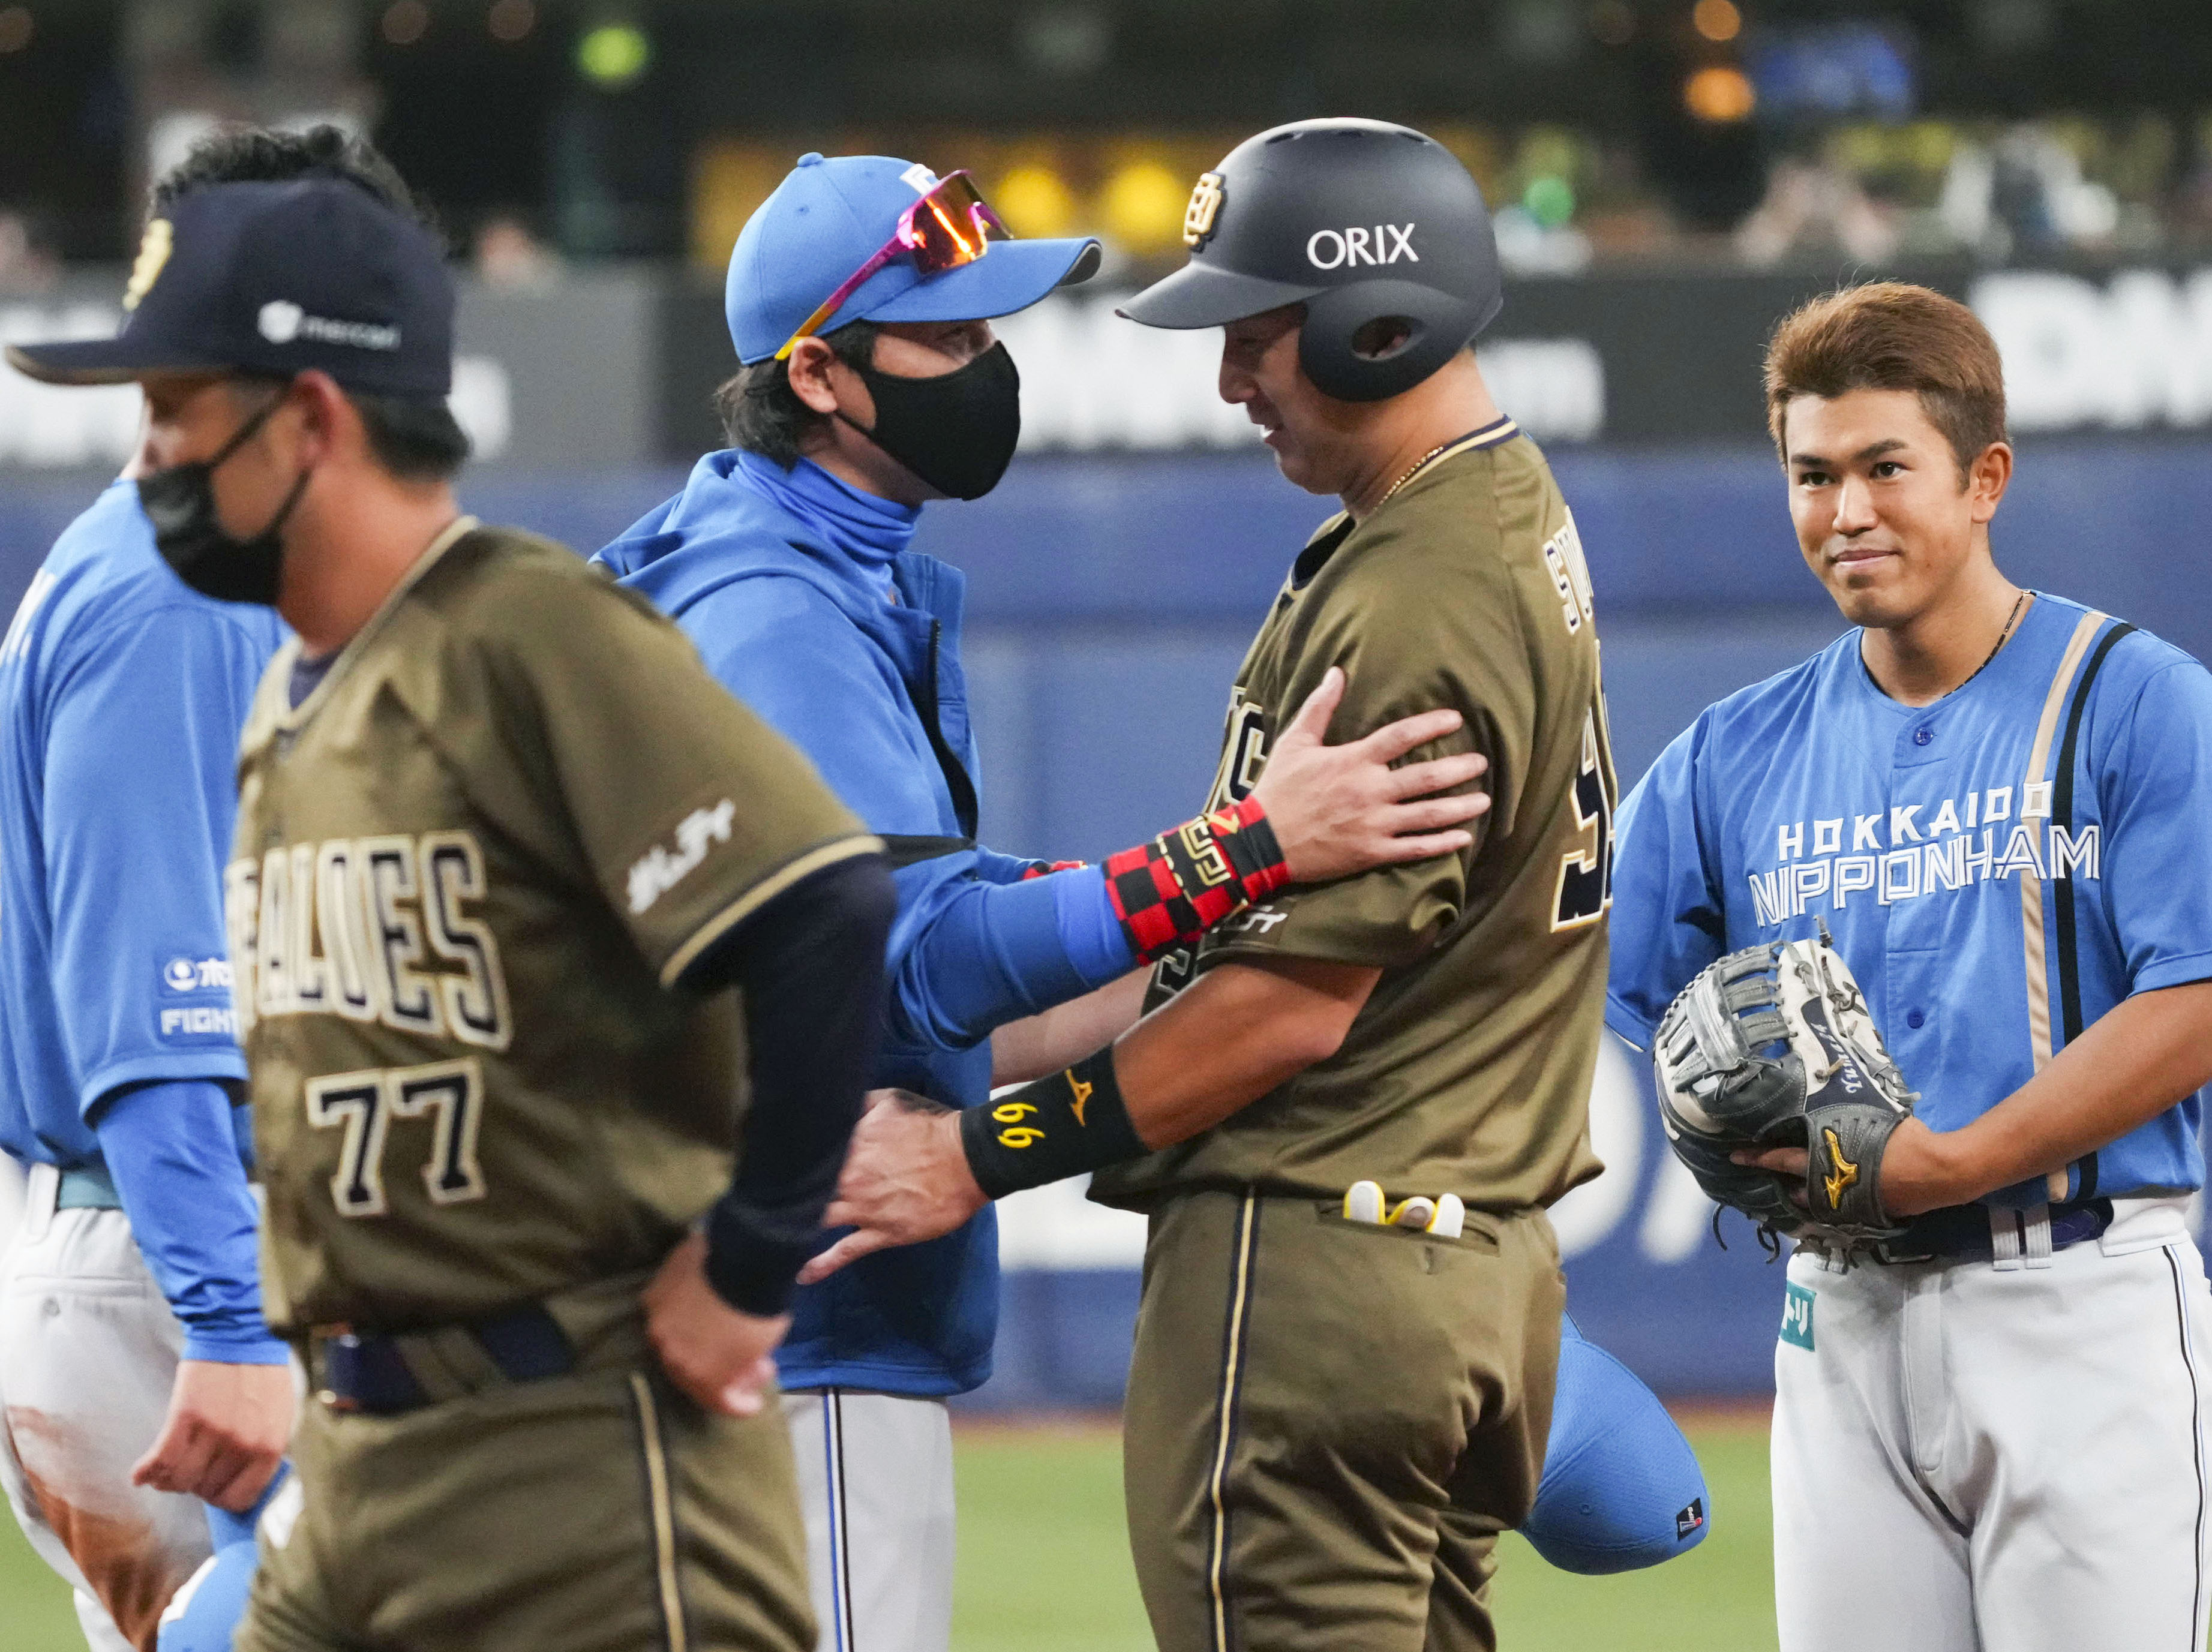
(1118, 118, 1502, 403)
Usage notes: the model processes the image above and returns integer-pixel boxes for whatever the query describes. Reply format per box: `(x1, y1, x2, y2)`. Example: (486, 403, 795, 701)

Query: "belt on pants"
(56, 1164, 122, 1209)
(1869, 1197, 2114, 1266)
(310, 1303, 579, 1415)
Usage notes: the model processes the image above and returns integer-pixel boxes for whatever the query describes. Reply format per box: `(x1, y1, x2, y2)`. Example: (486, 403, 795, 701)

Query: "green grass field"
(0, 1412, 1775, 1651)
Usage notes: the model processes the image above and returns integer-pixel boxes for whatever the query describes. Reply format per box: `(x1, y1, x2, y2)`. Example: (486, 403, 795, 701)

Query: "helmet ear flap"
(1296, 281, 1487, 403)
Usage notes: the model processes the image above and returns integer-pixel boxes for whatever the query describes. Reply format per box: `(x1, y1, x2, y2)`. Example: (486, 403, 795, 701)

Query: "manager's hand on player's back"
(644, 1232, 791, 1417)
(131, 1358, 294, 1513)
(1252, 666, 1489, 884)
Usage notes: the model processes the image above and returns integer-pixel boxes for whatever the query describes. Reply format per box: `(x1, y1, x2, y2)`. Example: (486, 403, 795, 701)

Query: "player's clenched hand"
(1250, 666, 1490, 884)
(132, 1359, 294, 1513)
(644, 1233, 790, 1417)
(796, 1090, 986, 1285)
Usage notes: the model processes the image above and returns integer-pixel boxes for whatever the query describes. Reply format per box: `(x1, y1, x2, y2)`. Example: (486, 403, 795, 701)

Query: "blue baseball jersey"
(0, 481, 286, 1167)
(1608, 594, 2212, 1206)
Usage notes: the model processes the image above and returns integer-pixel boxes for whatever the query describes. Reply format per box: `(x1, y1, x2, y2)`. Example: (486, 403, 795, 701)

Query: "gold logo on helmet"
(1820, 1127, 1859, 1211)
(122, 219, 174, 313)
(1182, 172, 1224, 249)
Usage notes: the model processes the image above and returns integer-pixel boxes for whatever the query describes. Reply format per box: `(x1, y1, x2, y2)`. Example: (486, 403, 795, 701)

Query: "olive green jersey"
(228, 519, 875, 1336)
(1092, 419, 1611, 1215)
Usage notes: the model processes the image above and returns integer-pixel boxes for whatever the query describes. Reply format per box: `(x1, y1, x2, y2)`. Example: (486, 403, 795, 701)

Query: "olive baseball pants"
(1121, 1189, 1565, 1652)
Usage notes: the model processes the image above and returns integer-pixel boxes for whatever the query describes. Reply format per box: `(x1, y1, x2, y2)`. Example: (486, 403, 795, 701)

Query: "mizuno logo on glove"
(1820, 1127, 1859, 1211)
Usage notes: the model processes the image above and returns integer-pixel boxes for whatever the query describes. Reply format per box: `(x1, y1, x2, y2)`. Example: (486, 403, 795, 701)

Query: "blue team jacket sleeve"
(1606, 716, 1729, 1049)
(44, 603, 263, 1106)
(972, 846, 1048, 884)
(95, 1080, 283, 1363)
(683, 577, 1120, 1052)
(2097, 657, 2212, 996)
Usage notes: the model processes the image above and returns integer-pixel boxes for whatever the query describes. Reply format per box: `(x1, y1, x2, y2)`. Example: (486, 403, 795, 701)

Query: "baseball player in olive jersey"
(16, 176, 897, 1652)
(815, 121, 1664, 1650)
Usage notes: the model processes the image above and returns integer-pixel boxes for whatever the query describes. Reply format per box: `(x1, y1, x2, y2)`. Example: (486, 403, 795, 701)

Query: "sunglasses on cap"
(772, 170, 1009, 362)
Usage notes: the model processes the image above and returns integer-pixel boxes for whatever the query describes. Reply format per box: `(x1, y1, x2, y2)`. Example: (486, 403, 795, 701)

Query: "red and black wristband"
(1102, 797, 1289, 962)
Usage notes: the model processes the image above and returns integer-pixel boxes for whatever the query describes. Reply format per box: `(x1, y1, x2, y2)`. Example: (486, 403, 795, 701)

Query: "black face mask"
(839, 341, 1022, 501)
(139, 389, 313, 606)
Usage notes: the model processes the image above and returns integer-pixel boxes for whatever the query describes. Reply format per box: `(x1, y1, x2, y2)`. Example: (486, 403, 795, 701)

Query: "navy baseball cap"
(726, 152, 1102, 365)
(6, 176, 453, 397)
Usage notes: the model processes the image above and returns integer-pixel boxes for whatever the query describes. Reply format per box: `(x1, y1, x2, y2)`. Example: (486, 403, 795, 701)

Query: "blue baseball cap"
(726, 152, 1102, 365)
(6, 177, 452, 397)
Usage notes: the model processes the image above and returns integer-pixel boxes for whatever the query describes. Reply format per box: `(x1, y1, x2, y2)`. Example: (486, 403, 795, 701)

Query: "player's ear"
(285, 370, 352, 468)
(1966, 440, 2012, 524)
(783, 338, 842, 417)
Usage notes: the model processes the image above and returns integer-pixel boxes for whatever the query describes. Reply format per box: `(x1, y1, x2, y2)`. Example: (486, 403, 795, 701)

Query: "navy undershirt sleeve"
(679, 852, 898, 1316)
(94, 1079, 285, 1365)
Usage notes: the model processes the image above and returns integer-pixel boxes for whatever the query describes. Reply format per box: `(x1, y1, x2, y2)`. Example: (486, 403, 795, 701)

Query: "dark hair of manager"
(151, 124, 470, 483)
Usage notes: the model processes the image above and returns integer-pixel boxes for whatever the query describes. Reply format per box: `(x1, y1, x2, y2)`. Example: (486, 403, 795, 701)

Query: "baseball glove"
(1652, 929, 1918, 1249)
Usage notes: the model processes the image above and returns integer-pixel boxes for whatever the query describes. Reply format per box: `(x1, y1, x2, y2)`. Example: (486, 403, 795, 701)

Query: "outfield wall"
(1, 440, 2204, 1400)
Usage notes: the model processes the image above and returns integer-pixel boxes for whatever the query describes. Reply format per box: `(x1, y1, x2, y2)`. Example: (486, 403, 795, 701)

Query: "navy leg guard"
(1521, 1317, 1710, 1574)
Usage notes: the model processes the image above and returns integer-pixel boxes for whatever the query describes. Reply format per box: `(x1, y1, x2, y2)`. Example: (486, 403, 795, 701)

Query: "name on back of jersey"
(224, 830, 511, 1050)
(1749, 782, 2097, 926)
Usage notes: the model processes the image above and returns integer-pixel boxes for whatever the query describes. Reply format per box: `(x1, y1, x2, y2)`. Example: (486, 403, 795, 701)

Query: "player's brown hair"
(1763, 282, 2007, 482)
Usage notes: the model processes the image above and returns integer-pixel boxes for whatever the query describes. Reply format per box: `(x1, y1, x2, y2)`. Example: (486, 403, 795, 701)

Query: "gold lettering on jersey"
(1541, 512, 1595, 636)
(224, 860, 262, 1035)
(421, 833, 512, 1052)
(226, 831, 511, 1049)
(628, 798, 737, 915)
(316, 842, 379, 1022)
(1550, 702, 1617, 932)
(257, 847, 293, 1017)
(362, 837, 443, 1035)
(289, 844, 328, 1010)
(1208, 696, 1269, 812)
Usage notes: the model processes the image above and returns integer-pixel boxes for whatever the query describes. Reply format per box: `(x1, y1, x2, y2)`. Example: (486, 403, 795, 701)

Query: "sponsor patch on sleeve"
(156, 955, 240, 1041)
(158, 1004, 239, 1040)
(162, 955, 233, 993)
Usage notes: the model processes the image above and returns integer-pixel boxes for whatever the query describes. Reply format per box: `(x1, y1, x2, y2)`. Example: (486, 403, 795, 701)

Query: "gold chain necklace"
(1376, 438, 1460, 509)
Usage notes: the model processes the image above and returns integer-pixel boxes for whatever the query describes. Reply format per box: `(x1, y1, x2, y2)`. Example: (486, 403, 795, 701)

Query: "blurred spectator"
(474, 212, 562, 291)
(1733, 155, 1901, 268)
(1989, 122, 2118, 257)
(0, 213, 59, 295)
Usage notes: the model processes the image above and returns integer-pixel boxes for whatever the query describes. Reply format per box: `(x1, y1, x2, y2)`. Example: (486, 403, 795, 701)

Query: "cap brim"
(1117, 260, 1324, 329)
(865, 236, 1103, 326)
(5, 337, 232, 386)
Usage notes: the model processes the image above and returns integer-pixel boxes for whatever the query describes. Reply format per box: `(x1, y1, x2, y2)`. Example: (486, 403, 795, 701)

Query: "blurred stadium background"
(2, 0, 2210, 1645)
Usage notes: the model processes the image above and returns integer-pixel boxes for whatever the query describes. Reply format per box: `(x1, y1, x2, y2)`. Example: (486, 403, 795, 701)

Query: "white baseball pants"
(782, 1388, 956, 1652)
(1772, 1198, 2212, 1652)
(0, 1161, 212, 1652)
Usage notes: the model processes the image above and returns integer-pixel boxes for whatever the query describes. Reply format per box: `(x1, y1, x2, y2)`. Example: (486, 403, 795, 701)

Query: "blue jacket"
(598, 450, 1107, 1393)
